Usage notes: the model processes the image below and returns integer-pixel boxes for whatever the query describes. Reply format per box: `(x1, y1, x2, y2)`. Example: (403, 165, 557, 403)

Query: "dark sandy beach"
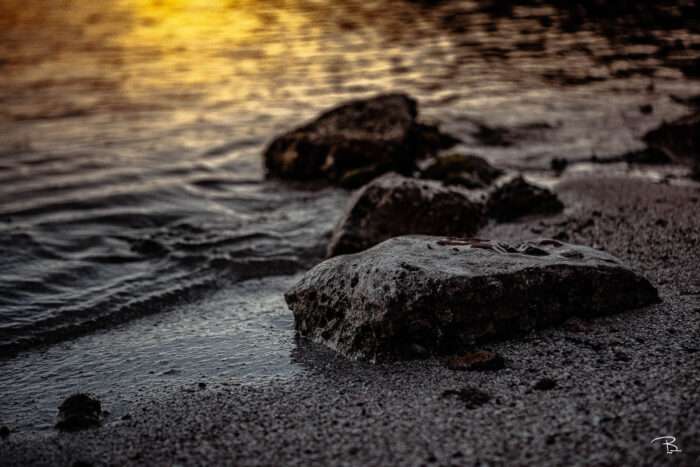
(2, 175, 699, 466)
(1, 0, 700, 465)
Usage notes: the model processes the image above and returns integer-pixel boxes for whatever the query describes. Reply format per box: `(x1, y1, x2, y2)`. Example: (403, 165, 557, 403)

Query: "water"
(1, 0, 699, 430)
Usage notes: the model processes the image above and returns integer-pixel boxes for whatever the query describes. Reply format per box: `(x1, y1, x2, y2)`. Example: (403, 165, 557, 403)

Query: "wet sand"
(2, 175, 699, 466)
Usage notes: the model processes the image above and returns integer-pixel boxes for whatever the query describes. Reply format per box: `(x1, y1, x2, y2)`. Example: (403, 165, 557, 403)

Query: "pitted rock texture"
(263, 94, 459, 186)
(326, 174, 485, 257)
(286, 236, 659, 361)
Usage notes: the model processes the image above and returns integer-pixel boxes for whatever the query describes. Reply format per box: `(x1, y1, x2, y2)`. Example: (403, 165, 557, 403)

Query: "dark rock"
(446, 351, 505, 371)
(487, 177, 564, 222)
(533, 378, 557, 391)
(326, 173, 484, 257)
(623, 147, 672, 165)
(550, 158, 569, 174)
(0, 425, 10, 439)
(442, 386, 491, 409)
(121, 414, 132, 421)
(643, 112, 700, 165)
(563, 318, 592, 333)
(473, 123, 513, 147)
(640, 104, 654, 114)
(670, 94, 700, 109)
(337, 165, 383, 189)
(55, 393, 102, 432)
(263, 94, 459, 185)
(420, 154, 503, 189)
(286, 236, 659, 361)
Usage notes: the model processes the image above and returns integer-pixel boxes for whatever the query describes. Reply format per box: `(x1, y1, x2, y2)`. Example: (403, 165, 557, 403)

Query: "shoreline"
(2, 174, 698, 466)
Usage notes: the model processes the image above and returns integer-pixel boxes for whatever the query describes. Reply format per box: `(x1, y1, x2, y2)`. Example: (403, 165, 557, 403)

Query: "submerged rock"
(327, 173, 484, 257)
(264, 94, 459, 187)
(55, 393, 102, 432)
(420, 153, 503, 188)
(487, 176, 564, 222)
(286, 236, 659, 361)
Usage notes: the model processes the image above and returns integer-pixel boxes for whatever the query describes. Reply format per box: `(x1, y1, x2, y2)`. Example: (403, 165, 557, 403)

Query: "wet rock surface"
(326, 173, 484, 257)
(488, 176, 564, 222)
(263, 94, 459, 186)
(419, 153, 503, 189)
(55, 394, 102, 432)
(287, 235, 659, 361)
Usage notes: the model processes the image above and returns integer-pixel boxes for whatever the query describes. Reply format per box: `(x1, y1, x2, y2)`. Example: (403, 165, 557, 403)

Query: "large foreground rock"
(327, 174, 484, 257)
(286, 236, 659, 361)
(263, 94, 459, 187)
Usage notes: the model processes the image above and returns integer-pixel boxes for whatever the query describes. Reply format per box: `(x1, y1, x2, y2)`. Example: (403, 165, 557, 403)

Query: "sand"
(1, 174, 699, 467)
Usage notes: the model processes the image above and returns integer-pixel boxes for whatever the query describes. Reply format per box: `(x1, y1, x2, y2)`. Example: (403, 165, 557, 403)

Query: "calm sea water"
(0, 0, 699, 429)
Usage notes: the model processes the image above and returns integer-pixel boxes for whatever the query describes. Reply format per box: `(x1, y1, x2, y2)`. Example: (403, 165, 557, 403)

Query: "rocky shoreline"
(2, 173, 698, 467)
(266, 93, 689, 362)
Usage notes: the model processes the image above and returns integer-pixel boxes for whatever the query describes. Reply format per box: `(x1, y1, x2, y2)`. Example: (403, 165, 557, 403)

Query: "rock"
(643, 112, 700, 165)
(473, 123, 513, 147)
(533, 377, 557, 391)
(670, 94, 700, 109)
(640, 104, 654, 114)
(55, 393, 102, 432)
(0, 425, 10, 439)
(550, 158, 569, 174)
(286, 236, 659, 361)
(337, 165, 383, 189)
(263, 94, 459, 186)
(420, 154, 503, 189)
(487, 176, 564, 222)
(446, 351, 505, 371)
(441, 387, 491, 409)
(623, 147, 672, 165)
(326, 173, 484, 257)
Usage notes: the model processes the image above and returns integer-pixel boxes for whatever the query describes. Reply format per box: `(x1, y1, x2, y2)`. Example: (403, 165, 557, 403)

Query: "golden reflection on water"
(116, 0, 318, 104)
(2, 0, 698, 150)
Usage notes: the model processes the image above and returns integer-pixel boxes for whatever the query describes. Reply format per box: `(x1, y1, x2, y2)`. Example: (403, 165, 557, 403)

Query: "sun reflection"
(115, 0, 316, 105)
(124, 0, 263, 46)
